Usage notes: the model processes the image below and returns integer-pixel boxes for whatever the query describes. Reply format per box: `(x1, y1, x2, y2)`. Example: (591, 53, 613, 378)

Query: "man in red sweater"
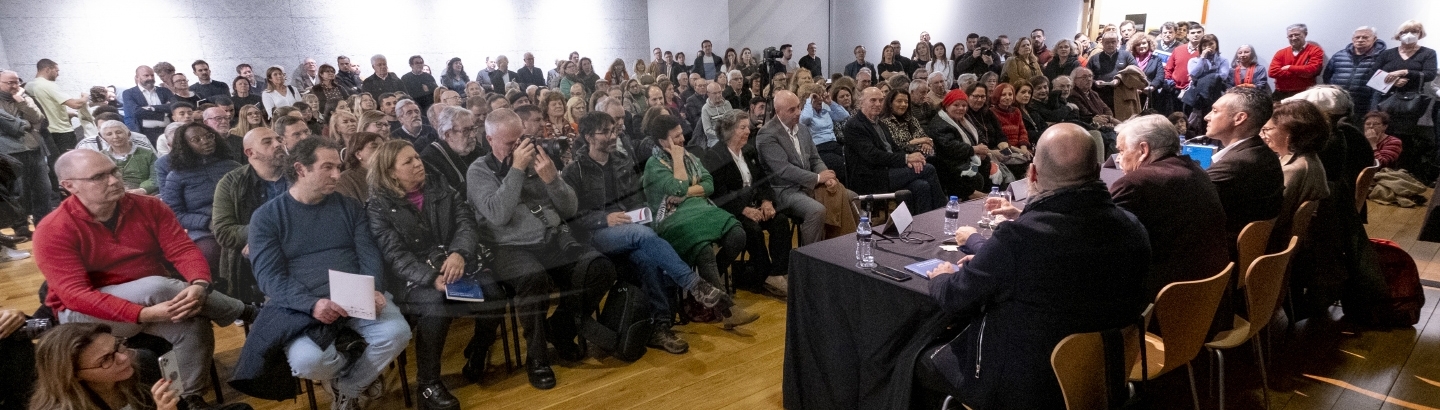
(1164, 23, 1206, 116)
(34, 149, 254, 410)
(1269, 24, 1326, 100)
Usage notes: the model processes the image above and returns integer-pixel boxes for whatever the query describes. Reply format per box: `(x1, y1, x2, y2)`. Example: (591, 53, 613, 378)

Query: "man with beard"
(211, 127, 289, 304)
(121, 65, 175, 141)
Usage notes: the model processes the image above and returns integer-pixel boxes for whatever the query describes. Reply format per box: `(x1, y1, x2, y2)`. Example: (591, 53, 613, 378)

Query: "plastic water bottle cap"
(860, 217, 869, 222)
(950, 196, 958, 201)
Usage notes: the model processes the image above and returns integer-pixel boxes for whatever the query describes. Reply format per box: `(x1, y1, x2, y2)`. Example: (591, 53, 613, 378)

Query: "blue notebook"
(904, 259, 946, 279)
(445, 277, 486, 302)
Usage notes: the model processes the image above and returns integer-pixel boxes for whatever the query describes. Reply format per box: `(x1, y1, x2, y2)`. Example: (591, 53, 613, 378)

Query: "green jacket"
(108, 146, 158, 194)
(642, 152, 737, 263)
(210, 164, 286, 304)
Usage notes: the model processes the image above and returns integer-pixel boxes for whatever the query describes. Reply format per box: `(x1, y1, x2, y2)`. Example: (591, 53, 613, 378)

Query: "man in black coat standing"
(917, 123, 1150, 409)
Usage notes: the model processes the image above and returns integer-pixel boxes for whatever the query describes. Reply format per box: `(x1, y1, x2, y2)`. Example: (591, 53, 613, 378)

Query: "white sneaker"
(764, 275, 789, 298)
(0, 247, 30, 262)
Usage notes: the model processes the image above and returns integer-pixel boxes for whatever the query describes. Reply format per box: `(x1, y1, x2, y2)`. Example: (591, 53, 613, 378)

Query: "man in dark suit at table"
(917, 123, 1150, 409)
(121, 65, 175, 142)
(1202, 87, 1283, 240)
(488, 55, 519, 94)
(1111, 114, 1229, 299)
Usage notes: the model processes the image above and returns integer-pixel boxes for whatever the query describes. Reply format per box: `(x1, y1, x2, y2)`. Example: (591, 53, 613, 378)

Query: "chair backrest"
(1355, 165, 1379, 214)
(1291, 200, 1320, 240)
(1144, 263, 1234, 378)
(1236, 219, 1275, 288)
(1241, 236, 1298, 340)
(1051, 323, 1143, 410)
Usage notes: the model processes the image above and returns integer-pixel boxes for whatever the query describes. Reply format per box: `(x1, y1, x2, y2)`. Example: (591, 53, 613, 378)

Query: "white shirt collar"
(1212, 136, 1254, 163)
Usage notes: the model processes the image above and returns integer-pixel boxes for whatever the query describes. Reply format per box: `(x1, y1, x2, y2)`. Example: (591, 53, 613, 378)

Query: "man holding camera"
(467, 108, 616, 390)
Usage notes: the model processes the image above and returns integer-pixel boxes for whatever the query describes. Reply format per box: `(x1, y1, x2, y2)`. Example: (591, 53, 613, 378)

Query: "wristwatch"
(190, 279, 213, 293)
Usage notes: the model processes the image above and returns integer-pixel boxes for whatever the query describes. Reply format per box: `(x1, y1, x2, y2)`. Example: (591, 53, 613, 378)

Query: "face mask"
(1401, 33, 1420, 45)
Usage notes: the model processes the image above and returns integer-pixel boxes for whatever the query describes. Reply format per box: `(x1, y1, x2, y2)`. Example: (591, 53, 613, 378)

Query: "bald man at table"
(913, 123, 1151, 409)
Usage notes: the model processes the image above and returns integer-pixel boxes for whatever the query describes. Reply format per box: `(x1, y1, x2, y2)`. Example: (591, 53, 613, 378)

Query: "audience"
(336, 132, 388, 201)
(917, 123, 1149, 409)
(926, 89, 990, 199)
(0, 69, 50, 242)
(757, 91, 840, 245)
(211, 127, 287, 305)
(800, 84, 851, 178)
(35, 149, 255, 410)
(401, 55, 439, 111)
(467, 108, 615, 390)
(122, 65, 176, 142)
(238, 138, 411, 409)
(1365, 111, 1403, 168)
(363, 55, 406, 101)
(95, 120, 159, 195)
(1373, 20, 1437, 182)
(1269, 24, 1327, 100)
(1205, 87, 1283, 240)
(260, 66, 300, 117)
(845, 87, 945, 213)
(391, 99, 439, 149)
(161, 123, 240, 277)
(1324, 26, 1387, 118)
(700, 110, 793, 297)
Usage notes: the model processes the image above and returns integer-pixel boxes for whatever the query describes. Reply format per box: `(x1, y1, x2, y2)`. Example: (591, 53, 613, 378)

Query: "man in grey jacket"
(0, 70, 52, 245)
(466, 108, 615, 390)
(756, 91, 845, 245)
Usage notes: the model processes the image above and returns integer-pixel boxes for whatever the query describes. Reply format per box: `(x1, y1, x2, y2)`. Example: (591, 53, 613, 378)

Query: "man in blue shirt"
(248, 138, 411, 409)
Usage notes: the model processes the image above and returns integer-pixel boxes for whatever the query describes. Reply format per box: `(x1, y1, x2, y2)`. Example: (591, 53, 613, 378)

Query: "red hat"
(941, 89, 968, 108)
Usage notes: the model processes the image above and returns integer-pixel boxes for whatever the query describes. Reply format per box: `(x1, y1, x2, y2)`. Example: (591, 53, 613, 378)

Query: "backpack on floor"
(580, 282, 653, 361)
(1358, 239, 1426, 327)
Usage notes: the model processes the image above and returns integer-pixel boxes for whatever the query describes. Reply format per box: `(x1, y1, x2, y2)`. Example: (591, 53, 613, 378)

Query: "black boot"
(417, 382, 460, 410)
(461, 344, 489, 383)
(547, 314, 583, 362)
(526, 358, 556, 390)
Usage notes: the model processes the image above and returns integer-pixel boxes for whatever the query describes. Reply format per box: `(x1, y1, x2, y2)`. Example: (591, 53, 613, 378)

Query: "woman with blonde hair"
(326, 107, 358, 145)
(566, 96, 588, 128)
(27, 323, 192, 410)
(604, 58, 630, 85)
(347, 93, 376, 116)
(1002, 37, 1042, 83)
(229, 104, 267, 138)
(260, 66, 299, 116)
(356, 109, 391, 136)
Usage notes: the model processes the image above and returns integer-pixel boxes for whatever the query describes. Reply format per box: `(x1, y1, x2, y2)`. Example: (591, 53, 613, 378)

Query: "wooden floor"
(1, 197, 1438, 409)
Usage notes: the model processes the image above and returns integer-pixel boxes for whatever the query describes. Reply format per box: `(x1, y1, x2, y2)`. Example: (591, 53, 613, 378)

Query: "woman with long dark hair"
(439, 58, 470, 99)
(310, 64, 350, 120)
(162, 123, 239, 274)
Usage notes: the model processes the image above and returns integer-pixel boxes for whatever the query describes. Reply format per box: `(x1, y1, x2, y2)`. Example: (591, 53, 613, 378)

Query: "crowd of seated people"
(0, 16, 1433, 410)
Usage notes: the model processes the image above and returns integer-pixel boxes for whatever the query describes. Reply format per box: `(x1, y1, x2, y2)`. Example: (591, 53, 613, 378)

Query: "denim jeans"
(285, 298, 410, 397)
(590, 223, 702, 321)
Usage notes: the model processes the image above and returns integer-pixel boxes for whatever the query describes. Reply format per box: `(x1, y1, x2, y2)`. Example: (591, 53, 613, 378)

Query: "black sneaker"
(646, 327, 689, 354)
(690, 281, 732, 310)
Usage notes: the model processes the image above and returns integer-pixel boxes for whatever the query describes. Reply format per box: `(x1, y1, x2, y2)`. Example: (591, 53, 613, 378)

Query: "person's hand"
(167, 283, 208, 321)
(927, 261, 957, 278)
(974, 144, 990, 156)
(760, 200, 777, 220)
(1143, 86, 1154, 93)
(1066, 102, 1079, 110)
(433, 275, 449, 292)
(1396, 78, 1410, 88)
(981, 55, 994, 65)
(533, 147, 558, 183)
(686, 184, 707, 197)
(0, 309, 24, 339)
(373, 291, 387, 312)
(954, 226, 978, 244)
(511, 138, 537, 171)
(242, 244, 250, 257)
(125, 188, 148, 195)
(1095, 80, 1108, 88)
(906, 152, 926, 173)
(138, 300, 178, 323)
(1280, 65, 1291, 71)
(817, 170, 837, 186)
(909, 137, 933, 147)
(151, 379, 180, 410)
(972, 49, 983, 58)
(742, 207, 764, 222)
(439, 252, 465, 285)
(606, 212, 633, 226)
(667, 141, 687, 160)
(986, 197, 1021, 220)
(311, 299, 349, 324)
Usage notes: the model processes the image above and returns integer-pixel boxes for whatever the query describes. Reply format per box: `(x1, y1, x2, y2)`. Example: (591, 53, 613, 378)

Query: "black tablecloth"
(782, 169, 1123, 409)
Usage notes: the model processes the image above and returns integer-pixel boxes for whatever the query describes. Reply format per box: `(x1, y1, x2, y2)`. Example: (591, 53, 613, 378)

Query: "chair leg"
(507, 300, 523, 371)
(210, 358, 224, 403)
(499, 305, 515, 372)
(1186, 363, 1201, 410)
(1216, 349, 1227, 410)
(305, 379, 318, 410)
(1254, 341, 1272, 410)
(397, 349, 412, 407)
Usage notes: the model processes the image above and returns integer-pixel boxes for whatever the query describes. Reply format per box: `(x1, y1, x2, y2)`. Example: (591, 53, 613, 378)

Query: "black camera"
(16, 318, 53, 340)
(763, 47, 783, 60)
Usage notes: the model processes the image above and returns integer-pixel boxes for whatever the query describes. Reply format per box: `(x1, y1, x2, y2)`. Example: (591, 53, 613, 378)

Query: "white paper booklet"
(328, 270, 376, 320)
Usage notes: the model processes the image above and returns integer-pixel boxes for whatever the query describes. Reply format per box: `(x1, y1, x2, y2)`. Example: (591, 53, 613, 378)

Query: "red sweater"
(35, 194, 210, 323)
(1268, 43, 1326, 92)
(992, 106, 1029, 147)
(1164, 45, 1196, 88)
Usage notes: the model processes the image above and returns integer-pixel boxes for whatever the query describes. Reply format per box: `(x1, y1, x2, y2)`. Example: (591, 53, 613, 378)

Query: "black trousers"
(0, 336, 37, 410)
(734, 213, 793, 288)
(399, 287, 504, 384)
(490, 240, 616, 361)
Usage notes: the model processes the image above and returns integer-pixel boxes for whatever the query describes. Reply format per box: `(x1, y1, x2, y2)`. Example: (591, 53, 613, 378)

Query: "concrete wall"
(0, 0, 649, 95)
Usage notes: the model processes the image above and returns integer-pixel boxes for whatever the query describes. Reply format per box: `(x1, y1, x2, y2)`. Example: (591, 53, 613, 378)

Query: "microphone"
(856, 190, 911, 202)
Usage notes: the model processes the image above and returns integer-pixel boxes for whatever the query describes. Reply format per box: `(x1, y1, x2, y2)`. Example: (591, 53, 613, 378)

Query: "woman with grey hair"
(699, 109, 792, 297)
(1226, 44, 1271, 91)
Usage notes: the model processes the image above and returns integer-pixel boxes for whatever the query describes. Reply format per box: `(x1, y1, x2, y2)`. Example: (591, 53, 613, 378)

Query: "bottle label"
(945, 210, 959, 219)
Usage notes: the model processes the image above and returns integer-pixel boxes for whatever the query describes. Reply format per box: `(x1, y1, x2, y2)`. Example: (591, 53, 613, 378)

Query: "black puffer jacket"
(367, 176, 479, 302)
(1323, 40, 1387, 114)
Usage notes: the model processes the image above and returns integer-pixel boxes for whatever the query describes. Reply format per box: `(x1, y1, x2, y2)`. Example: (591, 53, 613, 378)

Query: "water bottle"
(856, 217, 876, 268)
(978, 187, 1004, 239)
(943, 196, 961, 235)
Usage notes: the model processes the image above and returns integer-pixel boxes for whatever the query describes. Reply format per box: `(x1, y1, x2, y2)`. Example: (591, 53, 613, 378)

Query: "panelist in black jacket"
(701, 110, 793, 296)
(842, 87, 945, 213)
(367, 139, 502, 409)
(1202, 87, 1283, 239)
(917, 123, 1150, 409)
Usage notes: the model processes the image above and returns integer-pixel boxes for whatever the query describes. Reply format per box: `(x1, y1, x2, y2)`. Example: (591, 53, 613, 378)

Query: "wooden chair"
(1283, 200, 1320, 328)
(1355, 164, 1380, 214)
(1205, 237, 1298, 410)
(1051, 322, 1145, 409)
(1236, 219, 1275, 285)
(1129, 263, 1234, 410)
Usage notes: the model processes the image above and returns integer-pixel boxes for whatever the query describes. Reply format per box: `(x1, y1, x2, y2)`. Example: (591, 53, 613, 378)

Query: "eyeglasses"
(186, 132, 218, 143)
(67, 167, 121, 184)
(77, 336, 129, 371)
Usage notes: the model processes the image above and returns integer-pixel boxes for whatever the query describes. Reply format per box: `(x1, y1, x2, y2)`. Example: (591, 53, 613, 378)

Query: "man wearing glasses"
(33, 149, 257, 410)
(420, 106, 483, 194)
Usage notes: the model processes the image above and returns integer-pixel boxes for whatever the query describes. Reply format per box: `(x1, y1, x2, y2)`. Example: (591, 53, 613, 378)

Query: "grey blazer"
(756, 119, 827, 195)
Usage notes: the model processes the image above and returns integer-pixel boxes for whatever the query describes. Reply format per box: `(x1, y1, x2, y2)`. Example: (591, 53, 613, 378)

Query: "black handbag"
(1379, 91, 1429, 117)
